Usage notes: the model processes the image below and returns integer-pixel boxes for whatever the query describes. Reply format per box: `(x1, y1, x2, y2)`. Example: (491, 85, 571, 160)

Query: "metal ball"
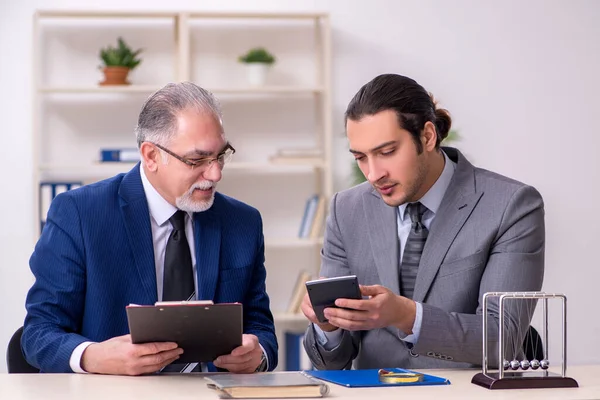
(540, 359, 550, 370)
(530, 359, 540, 370)
(503, 360, 510, 370)
(520, 360, 531, 370)
(510, 360, 520, 370)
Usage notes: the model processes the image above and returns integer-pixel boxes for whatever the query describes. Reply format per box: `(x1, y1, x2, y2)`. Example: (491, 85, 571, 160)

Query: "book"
(100, 148, 140, 162)
(39, 181, 82, 233)
(205, 371, 329, 398)
(285, 332, 314, 371)
(275, 148, 323, 157)
(309, 196, 326, 239)
(286, 271, 312, 314)
(298, 195, 319, 238)
(269, 155, 323, 165)
(126, 302, 242, 363)
(305, 368, 451, 387)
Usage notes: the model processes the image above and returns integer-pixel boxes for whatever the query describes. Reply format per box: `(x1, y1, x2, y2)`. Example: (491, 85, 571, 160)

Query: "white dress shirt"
(69, 167, 198, 373)
(71, 167, 268, 372)
(315, 150, 456, 350)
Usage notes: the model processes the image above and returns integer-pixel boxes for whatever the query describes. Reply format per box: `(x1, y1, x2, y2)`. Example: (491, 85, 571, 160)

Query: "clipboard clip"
(378, 369, 424, 384)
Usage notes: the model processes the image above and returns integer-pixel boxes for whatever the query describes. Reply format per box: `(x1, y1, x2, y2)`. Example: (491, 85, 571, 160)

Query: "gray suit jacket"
(304, 147, 544, 370)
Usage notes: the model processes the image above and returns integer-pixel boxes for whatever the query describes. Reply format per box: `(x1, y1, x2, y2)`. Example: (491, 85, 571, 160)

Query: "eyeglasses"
(151, 142, 236, 171)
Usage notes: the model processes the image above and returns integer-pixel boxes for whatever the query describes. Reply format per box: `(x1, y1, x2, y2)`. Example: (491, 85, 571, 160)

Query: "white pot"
(245, 63, 270, 86)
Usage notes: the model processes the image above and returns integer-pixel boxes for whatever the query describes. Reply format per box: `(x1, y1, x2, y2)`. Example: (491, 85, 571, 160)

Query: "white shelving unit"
(33, 10, 332, 371)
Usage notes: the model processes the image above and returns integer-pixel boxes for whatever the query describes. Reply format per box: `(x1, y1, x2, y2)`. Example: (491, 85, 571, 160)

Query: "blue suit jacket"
(23, 164, 278, 372)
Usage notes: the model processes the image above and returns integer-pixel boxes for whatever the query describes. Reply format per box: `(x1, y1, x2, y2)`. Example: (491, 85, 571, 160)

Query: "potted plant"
(238, 47, 276, 86)
(99, 37, 143, 86)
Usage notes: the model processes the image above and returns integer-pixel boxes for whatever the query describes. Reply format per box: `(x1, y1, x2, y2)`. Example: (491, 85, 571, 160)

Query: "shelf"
(38, 86, 163, 94)
(273, 312, 309, 323)
(36, 10, 327, 20)
(228, 162, 325, 172)
(36, 10, 179, 19)
(38, 86, 324, 95)
(38, 161, 324, 179)
(209, 87, 324, 95)
(265, 237, 324, 249)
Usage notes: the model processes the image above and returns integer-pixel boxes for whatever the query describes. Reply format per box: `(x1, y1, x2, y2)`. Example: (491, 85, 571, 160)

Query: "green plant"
(238, 47, 276, 64)
(99, 37, 143, 70)
(351, 129, 462, 185)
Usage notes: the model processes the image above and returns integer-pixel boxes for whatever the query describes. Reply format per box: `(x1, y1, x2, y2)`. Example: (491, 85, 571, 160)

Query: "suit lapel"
(412, 148, 483, 302)
(363, 191, 400, 295)
(119, 164, 158, 303)
(194, 205, 221, 301)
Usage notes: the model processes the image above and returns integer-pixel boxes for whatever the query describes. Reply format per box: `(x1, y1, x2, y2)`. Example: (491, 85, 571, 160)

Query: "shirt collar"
(140, 166, 184, 227)
(398, 150, 456, 222)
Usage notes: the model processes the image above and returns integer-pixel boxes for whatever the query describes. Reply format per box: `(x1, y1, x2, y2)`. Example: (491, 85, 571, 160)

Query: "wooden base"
(472, 371, 579, 390)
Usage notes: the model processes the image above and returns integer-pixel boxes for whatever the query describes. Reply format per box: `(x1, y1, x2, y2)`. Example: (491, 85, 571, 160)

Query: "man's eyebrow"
(182, 142, 230, 158)
(349, 140, 398, 155)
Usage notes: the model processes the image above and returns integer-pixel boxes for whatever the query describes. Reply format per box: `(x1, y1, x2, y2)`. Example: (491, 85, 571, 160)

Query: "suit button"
(409, 349, 419, 358)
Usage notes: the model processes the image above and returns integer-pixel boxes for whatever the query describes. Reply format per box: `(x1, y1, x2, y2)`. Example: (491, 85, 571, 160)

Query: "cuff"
(399, 301, 423, 344)
(69, 341, 95, 373)
(313, 324, 343, 351)
(258, 343, 269, 371)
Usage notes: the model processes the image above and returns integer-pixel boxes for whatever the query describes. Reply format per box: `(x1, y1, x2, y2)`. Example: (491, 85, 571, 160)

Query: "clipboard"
(126, 302, 242, 363)
(305, 368, 451, 387)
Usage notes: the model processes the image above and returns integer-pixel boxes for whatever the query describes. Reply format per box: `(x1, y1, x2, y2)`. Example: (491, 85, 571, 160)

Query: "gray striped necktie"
(400, 202, 429, 299)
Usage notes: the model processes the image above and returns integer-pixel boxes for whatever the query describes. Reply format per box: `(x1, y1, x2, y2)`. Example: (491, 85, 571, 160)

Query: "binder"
(39, 181, 82, 233)
(285, 332, 314, 371)
(298, 195, 319, 238)
(305, 368, 451, 387)
(100, 148, 140, 162)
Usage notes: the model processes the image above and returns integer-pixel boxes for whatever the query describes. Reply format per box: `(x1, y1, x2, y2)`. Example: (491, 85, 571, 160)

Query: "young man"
(302, 74, 544, 370)
(23, 82, 277, 374)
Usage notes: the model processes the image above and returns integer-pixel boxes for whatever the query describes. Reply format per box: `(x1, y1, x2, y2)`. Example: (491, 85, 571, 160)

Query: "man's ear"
(422, 121, 437, 152)
(140, 142, 159, 172)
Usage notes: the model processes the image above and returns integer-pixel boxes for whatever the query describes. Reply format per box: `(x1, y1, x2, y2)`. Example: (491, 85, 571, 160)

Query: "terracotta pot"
(99, 66, 131, 86)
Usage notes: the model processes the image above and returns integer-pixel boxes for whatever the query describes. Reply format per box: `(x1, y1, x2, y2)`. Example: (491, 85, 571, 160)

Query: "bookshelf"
(32, 9, 332, 371)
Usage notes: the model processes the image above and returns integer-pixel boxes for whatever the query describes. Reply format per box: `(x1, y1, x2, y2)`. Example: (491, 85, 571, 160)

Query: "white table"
(1, 366, 598, 399)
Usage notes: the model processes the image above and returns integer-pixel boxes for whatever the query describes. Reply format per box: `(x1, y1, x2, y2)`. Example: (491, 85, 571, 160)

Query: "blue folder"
(305, 368, 451, 387)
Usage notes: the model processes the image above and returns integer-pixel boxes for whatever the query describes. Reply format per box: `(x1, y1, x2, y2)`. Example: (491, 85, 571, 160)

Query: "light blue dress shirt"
(315, 151, 456, 350)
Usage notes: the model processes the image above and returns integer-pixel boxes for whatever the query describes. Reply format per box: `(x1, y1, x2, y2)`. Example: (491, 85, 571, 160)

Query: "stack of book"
(269, 148, 323, 165)
(298, 195, 326, 239)
(286, 271, 312, 315)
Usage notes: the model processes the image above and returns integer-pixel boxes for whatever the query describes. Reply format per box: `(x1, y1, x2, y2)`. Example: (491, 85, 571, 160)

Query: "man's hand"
(213, 334, 263, 373)
(81, 334, 183, 375)
(325, 285, 416, 333)
(300, 292, 338, 332)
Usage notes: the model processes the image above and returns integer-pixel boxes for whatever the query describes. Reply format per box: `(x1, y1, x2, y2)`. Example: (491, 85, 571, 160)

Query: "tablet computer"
(126, 302, 242, 363)
(305, 275, 362, 323)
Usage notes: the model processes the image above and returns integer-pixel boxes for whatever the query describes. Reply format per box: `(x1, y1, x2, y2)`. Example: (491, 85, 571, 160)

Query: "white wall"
(1, 0, 599, 372)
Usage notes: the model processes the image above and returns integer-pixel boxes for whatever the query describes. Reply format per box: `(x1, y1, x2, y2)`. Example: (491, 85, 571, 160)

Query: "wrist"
(395, 297, 416, 334)
(81, 343, 100, 374)
(317, 322, 339, 332)
(255, 352, 268, 372)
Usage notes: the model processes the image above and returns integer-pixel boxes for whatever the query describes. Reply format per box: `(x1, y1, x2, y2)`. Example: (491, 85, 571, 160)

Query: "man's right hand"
(300, 292, 338, 332)
(81, 334, 183, 375)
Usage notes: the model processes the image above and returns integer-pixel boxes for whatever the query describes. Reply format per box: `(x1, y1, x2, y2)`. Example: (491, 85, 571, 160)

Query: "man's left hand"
(325, 285, 416, 333)
(213, 334, 263, 373)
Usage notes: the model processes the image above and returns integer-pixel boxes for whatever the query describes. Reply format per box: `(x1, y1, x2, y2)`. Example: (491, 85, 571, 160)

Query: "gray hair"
(135, 81, 223, 148)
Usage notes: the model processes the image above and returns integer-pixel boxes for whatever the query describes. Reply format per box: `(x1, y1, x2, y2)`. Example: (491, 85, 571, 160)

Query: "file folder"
(305, 368, 450, 387)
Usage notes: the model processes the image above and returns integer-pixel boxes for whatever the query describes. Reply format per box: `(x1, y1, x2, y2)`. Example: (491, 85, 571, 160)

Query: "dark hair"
(345, 74, 452, 152)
